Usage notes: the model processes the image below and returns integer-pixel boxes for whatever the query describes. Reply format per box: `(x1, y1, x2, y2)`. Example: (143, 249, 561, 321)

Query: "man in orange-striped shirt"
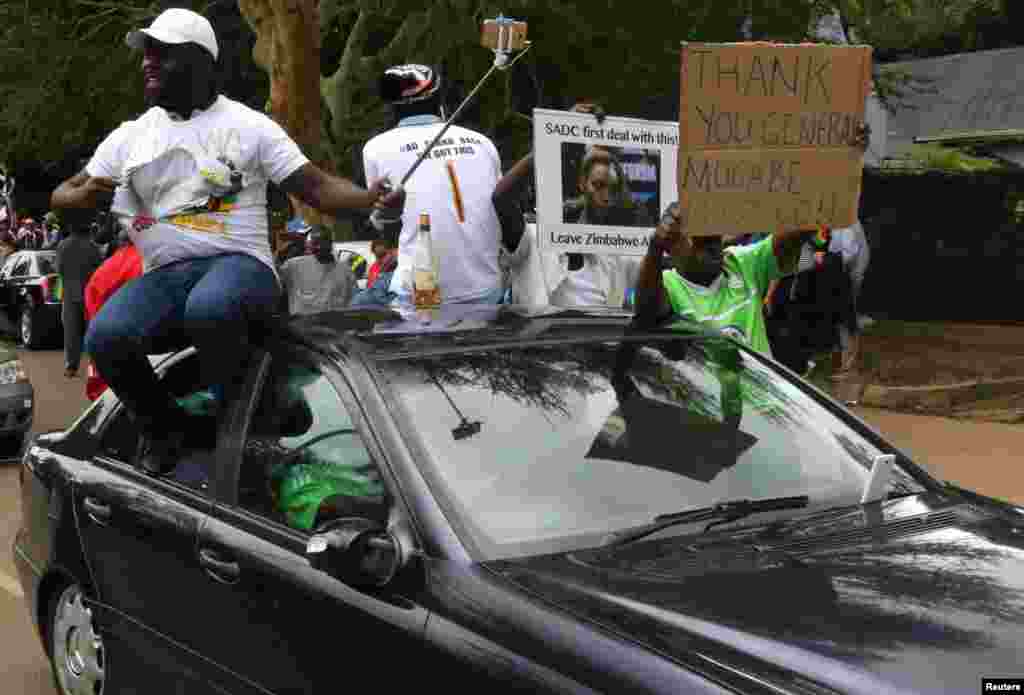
(362, 64, 505, 305)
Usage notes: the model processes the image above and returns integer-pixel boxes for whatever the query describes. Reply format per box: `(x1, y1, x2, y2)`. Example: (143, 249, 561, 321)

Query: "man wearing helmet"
(50, 8, 404, 476)
(363, 64, 506, 305)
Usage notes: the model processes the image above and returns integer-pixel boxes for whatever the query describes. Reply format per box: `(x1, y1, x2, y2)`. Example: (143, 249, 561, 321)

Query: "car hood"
(485, 493, 1024, 695)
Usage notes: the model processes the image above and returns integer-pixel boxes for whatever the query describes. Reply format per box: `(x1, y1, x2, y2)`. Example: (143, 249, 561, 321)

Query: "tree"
(237, 0, 777, 183)
(0, 0, 266, 213)
(2, 0, 1018, 221)
(826, 0, 1007, 57)
(237, 0, 331, 232)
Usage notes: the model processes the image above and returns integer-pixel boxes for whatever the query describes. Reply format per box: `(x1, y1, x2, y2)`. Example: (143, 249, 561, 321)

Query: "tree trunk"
(237, 0, 333, 248)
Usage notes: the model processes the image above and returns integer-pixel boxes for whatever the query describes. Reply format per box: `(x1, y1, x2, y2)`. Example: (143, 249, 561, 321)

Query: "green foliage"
(0, 0, 263, 179)
(0, 2, 163, 171)
(316, 0, 807, 175)
(0, 0, 1019, 186)
(829, 0, 1010, 56)
(904, 144, 1007, 172)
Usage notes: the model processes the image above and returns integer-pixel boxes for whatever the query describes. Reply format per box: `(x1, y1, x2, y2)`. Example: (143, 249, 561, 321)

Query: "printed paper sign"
(534, 109, 678, 255)
(679, 42, 873, 236)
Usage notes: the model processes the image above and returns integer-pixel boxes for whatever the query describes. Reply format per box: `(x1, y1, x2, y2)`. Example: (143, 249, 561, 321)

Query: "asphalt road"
(1, 345, 1023, 694)
(1, 347, 89, 695)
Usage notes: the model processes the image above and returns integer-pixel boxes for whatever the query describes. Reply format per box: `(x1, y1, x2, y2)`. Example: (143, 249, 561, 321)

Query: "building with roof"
(882, 46, 1024, 166)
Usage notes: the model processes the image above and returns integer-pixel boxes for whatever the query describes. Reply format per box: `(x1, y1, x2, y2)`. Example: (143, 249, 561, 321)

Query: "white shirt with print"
(549, 254, 640, 309)
(363, 118, 503, 303)
(87, 96, 309, 275)
(507, 223, 640, 308)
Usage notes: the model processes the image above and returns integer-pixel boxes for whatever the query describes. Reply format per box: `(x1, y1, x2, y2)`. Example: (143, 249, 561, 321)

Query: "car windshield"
(376, 334, 930, 560)
(36, 253, 55, 275)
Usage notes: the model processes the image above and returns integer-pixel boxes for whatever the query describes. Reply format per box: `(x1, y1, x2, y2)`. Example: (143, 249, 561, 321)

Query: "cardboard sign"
(534, 109, 678, 255)
(679, 42, 873, 236)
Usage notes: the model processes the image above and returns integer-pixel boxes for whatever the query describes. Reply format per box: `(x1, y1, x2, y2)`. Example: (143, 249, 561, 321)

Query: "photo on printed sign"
(560, 144, 660, 228)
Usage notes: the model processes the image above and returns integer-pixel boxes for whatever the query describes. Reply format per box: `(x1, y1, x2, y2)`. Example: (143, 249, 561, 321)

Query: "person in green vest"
(636, 125, 869, 357)
(634, 202, 822, 358)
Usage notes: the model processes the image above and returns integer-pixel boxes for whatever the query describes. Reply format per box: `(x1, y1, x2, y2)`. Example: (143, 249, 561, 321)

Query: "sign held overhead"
(679, 42, 873, 236)
(533, 108, 678, 255)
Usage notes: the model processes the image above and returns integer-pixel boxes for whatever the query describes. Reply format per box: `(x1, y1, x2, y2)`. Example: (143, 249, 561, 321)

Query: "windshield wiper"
(604, 495, 810, 547)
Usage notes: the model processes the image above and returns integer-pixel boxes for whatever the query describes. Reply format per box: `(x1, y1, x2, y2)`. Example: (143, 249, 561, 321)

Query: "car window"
(36, 254, 55, 276)
(0, 253, 19, 278)
(97, 352, 220, 493)
(10, 257, 31, 277)
(376, 336, 927, 560)
(239, 356, 387, 532)
(99, 402, 141, 464)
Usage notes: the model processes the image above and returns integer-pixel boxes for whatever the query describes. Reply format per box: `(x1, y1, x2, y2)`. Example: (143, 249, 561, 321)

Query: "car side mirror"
(306, 517, 411, 588)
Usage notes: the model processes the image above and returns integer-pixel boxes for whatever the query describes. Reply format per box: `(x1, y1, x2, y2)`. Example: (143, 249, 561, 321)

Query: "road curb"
(858, 376, 1024, 414)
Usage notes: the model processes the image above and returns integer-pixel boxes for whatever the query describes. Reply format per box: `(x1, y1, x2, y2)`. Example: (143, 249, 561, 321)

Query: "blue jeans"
(84, 253, 280, 430)
(350, 271, 397, 307)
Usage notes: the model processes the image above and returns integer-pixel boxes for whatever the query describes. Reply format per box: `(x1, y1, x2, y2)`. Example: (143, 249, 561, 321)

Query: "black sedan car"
(13, 305, 1024, 695)
(0, 341, 33, 454)
(0, 249, 62, 348)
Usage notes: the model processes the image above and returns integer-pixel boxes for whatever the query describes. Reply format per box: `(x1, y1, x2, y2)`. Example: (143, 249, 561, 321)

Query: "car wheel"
(49, 583, 106, 695)
(20, 302, 43, 350)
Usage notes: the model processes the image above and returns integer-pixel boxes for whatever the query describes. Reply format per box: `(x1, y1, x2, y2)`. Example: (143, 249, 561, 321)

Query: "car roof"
(8, 249, 54, 257)
(333, 241, 371, 253)
(281, 304, 706, 361)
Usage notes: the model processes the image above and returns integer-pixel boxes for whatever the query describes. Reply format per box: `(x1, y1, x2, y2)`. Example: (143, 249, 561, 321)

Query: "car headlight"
(0, 359, 28, 385)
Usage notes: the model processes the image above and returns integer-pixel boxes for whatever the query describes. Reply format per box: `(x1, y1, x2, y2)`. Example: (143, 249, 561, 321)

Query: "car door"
(0, 252, 22, 311)
(8, 253, 35, 321)
(193, 346, 431, 694)
(73, 350, 233, 693)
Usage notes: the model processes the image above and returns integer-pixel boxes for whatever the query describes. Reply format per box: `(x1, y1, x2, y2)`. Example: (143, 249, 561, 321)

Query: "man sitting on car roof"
(50, 8, 404, 476)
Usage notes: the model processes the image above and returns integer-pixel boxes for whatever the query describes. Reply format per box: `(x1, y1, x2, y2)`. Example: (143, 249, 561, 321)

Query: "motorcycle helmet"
(379, 64, 441, 105)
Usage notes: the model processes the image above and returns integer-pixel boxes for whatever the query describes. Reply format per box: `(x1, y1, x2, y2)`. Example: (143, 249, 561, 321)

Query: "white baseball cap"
(126, 8, 219, 61)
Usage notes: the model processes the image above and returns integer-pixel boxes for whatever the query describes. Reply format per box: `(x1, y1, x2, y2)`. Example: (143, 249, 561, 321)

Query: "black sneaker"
(138, 429, 187, 477)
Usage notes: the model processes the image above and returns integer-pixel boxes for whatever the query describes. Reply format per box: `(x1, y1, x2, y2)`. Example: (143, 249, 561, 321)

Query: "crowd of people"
(0, 212, 65, 255)
(31, 8, 871, 529)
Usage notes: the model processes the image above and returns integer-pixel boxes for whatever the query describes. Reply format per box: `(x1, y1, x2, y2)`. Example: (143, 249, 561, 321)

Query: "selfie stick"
(370, 16, 530, 229)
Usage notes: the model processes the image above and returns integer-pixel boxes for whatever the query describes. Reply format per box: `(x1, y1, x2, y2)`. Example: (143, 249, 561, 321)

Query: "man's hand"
(651, 202, 683, 255)
(635, 201, 681, 326)
(52, 171, 118, 210)
(83, 176, 118, 201)
(370, 177, 405, 212)
(570, 101, 606, 123)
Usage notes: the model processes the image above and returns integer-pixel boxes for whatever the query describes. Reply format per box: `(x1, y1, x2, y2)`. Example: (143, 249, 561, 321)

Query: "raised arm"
(51, 170, 117, 211)
(494, 152, 534, 202)
(493, 152, 534, 252)
(280, 163, 390, 214)
(635, 203, 680, 327)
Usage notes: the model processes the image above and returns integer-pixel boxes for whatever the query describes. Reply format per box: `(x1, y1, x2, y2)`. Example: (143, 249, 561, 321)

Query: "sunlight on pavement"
(855, 407, 1024, 505)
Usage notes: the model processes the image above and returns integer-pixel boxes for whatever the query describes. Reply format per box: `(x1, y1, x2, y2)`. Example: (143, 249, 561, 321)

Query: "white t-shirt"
(509, 224, 640, 308)
(363, 118, 503, 302)
(280, 256, 355, 315)
(829, 220, 870, 272)
(87, 96, 309, 274)
(549, 254, 639, 308)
